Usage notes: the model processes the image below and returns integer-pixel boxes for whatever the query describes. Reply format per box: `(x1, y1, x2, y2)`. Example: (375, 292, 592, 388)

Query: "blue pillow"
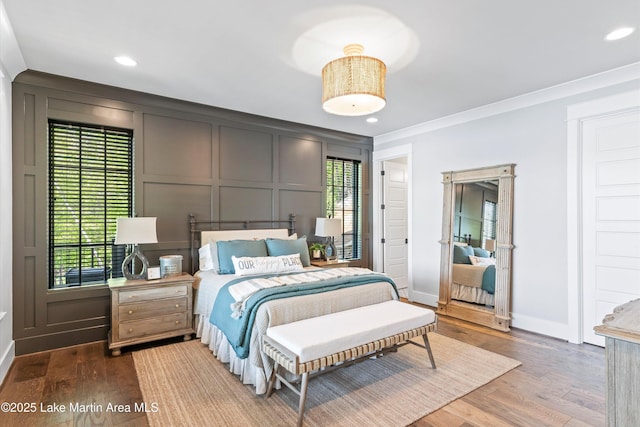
(453, 245, 474, 264)
(473, 247, 490, 258)
(265, 236, 311, 267)
(216, 239, 268, 274)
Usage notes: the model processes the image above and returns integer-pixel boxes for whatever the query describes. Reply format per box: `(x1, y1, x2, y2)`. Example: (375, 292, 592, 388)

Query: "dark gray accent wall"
(12, 70, 373, 355)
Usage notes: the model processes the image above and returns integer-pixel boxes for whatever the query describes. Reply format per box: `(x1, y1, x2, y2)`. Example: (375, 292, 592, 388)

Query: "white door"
(582, 110, 640, 346)
(382, 160, 409, 294)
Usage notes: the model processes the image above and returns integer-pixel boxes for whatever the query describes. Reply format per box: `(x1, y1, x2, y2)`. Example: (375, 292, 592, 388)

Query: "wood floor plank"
(0, 313, 607, 426)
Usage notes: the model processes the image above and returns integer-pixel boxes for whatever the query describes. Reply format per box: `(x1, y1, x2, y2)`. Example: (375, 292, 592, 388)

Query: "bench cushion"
(265, 300, 435, 363)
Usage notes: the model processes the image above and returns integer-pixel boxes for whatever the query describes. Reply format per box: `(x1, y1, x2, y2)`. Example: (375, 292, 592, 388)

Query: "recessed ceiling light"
(605, 27, 635, 41)
(114, 56, 137, 66)
(366, 117, 378, 123)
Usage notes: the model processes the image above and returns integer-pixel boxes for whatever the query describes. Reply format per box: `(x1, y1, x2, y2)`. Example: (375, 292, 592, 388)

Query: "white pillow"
(232, 254, 304, 276)
(469, 255, 496, 266)
(199, 243, 216, 271)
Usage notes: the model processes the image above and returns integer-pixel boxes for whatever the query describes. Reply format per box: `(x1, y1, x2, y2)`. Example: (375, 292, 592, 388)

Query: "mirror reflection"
(451, 181, 498, 311)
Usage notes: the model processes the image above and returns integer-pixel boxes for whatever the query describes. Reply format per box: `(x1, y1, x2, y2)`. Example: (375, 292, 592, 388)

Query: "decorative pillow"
(473, 247, 491, 258)
(198, 243, 215, 271)
(216, 239, 268, 274)
(469, 255, 496, 266)
(265, 236, 311, 267)
(232, 254, 304, 276)
(453, 244, 474, 264)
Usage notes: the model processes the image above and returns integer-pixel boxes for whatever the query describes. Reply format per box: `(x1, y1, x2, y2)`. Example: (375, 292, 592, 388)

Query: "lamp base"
(122, 244, 149, 280)
(325, 237, 338, 261)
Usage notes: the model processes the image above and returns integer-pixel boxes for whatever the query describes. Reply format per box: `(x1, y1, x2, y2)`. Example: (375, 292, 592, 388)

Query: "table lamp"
(315, 217, 342, 261)
(114, 217, 158, 280)
(485, 239, 496, 257)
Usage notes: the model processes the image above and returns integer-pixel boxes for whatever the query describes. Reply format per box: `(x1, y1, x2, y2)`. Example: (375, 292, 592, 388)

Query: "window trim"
(325, 156, 362, 260)
(48, 120, 133, 289)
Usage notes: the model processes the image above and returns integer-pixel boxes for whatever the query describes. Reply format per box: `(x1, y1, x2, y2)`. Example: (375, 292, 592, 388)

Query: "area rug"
(133, 334, 520, 426)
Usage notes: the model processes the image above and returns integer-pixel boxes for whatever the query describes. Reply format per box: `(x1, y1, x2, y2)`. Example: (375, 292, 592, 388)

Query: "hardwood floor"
(0, 314, 606, 427)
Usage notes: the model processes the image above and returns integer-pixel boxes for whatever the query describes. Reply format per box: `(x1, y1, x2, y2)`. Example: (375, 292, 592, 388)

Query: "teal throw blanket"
(481, 265, 496, 294)
(210, 271, 398, 359)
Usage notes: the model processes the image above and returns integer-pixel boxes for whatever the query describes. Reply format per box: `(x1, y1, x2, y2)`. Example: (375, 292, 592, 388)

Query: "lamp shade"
(322, 44, 386, 116)
(114, 217, 158, 245)
(485, 239, 496, 252)
(315, 217, 342, 237)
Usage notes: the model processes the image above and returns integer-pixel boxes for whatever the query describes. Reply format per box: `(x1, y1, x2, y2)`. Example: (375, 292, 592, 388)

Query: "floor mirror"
(438, 164, 515, 331)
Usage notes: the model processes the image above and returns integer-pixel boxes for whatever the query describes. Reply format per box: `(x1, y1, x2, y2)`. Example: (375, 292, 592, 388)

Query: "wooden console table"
(594, 299, 640, 426)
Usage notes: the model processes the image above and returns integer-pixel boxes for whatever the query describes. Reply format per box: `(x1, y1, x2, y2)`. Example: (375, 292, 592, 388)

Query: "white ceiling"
(3, 0, 640, 137)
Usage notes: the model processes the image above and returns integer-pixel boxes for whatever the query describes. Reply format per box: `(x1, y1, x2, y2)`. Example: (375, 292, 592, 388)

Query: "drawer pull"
(128, 310, 134, 315)
(175, 304, 179, 308)
(129, 295, 134, 299)
(128, 328, 133, 333)
(175, 320, 180, 324)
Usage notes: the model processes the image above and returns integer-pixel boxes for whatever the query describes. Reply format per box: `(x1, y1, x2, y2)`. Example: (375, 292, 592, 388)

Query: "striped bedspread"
(210, 268, 398, 359)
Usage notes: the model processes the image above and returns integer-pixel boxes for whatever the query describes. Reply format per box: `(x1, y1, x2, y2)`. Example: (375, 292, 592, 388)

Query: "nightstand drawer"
(119, 297, 187, 320)
(118, 284, 187, 304)
(119, 312, 188, 339)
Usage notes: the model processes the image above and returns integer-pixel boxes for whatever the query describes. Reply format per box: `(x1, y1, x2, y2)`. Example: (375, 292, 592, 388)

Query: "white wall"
(0, 0, 26, 385)
(374, 70, 640, 340)
(0, 49, 14, 386)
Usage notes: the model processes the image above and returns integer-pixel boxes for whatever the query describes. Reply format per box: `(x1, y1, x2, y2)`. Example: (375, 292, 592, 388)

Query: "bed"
(188, 215, 399, 394)
(451, 243, 495, 307)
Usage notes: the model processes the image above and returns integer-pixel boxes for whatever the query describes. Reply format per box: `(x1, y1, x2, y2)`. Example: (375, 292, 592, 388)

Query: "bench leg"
(422, 334, 437, 369)
(297, 372, 310, 427)
(265, 362, 279, 398)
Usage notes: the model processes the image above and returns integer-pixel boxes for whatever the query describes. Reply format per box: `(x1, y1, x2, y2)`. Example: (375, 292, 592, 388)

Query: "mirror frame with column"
(438, 164, 515, 331)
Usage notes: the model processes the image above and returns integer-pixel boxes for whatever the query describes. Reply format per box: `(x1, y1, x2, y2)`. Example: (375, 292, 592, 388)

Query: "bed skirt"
(451, 282, 494, 306)
(194, 281, 398, 395)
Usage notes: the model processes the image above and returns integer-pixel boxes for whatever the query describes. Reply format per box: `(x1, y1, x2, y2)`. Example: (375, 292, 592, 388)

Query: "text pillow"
(469, 255, 496, 266)
(232, 254, 304, 276)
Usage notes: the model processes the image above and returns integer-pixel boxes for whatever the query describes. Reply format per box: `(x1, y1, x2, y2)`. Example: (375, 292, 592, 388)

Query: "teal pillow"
(473, 247, 490, 258)
(216, 239, 268, 274)
(453, 245, 474, 264)
(266, 236, 311, 267)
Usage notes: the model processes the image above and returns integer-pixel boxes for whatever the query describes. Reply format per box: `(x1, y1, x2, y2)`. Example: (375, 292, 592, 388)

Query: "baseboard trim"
(510, 312, 568, 341)
(14, 325, 109, 356)
(0, 340, 15, 387)
(406, 289, 570, 340)
(407, 289, 439, 308)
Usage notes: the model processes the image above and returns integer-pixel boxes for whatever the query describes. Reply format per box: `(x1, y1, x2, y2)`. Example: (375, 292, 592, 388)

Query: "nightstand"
(108, 273, 195, 356)
(310, 259, 351, 268)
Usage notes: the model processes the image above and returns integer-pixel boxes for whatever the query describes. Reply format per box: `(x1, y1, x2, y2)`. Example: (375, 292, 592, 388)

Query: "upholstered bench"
(262, 300, 437, 426)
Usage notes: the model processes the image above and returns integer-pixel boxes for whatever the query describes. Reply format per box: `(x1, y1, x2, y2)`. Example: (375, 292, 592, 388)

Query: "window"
(482, 200, 497, 245)
(48, 120, 133, 288)
(325, 157, 362, 260)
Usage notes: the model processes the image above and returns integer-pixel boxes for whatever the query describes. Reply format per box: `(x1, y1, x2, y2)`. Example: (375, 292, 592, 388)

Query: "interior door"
(581, 109, 640, 346)
(382, 160, 409, 295)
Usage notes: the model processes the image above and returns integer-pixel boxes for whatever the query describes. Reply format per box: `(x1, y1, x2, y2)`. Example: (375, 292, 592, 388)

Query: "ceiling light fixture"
(322, 44, 386, 116)
(605, 27, 635, 41)
(114, 56, 137, 67)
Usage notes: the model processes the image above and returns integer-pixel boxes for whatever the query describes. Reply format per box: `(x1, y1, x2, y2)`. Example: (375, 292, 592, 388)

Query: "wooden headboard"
(188, 213, 296, 274)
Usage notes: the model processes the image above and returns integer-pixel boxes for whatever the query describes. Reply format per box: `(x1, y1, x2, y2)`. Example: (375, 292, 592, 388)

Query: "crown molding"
(374, 62, 640, 146)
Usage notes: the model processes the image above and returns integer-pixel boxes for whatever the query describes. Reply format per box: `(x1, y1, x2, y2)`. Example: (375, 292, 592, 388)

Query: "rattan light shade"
(322, 44, 386, 116)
